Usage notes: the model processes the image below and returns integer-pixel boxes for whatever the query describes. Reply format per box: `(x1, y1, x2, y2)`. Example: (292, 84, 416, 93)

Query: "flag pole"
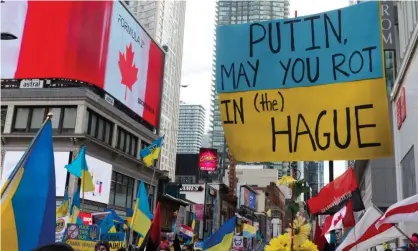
(373, 204, 417, 247)
(1, 113, 53, 197)
(82, 170, 85, 210)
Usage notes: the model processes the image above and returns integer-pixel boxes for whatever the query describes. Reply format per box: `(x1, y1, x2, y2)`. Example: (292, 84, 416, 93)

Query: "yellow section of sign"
(66, 240, 125, 251)
(218, 78, 392, 162)
(66, 240, 95, 251)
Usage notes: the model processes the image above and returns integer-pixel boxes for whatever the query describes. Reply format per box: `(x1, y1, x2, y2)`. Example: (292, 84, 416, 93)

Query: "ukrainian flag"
(130, 180, 152, 236)
(203, 216, 236, 251)
(126, 208, 133, 225)
(1, 119, 56, 251)
(139, 136, 164, 167)
(56, 190, 69, 218)
(65, 146, 95, 192)
(69, 185, 83, 224)
(242, 223, 257, 238)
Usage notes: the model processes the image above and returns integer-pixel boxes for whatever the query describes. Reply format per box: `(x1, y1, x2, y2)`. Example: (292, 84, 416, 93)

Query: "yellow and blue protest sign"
(216, 1, 392, 162)
(65, 224, 100, 251)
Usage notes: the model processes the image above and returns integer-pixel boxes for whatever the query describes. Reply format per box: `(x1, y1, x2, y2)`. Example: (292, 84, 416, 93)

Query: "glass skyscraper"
(210, 0, 290, 154)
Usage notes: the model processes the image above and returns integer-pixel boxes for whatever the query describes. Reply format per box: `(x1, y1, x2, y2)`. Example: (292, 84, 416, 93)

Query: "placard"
(215, 2, 392, 162)
(56, 216, 68, 242)
(232, 236, 244, 251)
(195, 204, 204, 221)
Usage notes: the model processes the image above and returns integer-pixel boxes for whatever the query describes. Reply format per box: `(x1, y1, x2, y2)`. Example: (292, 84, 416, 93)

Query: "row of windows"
(5, 106, 152, 161)
(109, 171, 155, 210)
(13, 106, 77, 133)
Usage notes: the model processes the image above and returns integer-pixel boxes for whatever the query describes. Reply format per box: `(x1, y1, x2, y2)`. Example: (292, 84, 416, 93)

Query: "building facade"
(177, 103, 205, 154)
(350, 1, 399, 223)
(129, 1, 187, 180)
(303, 161, 325, 197)
(209, 0, 290, 154)
(1, 84, 167, 216)
(391, 0, 418, 239)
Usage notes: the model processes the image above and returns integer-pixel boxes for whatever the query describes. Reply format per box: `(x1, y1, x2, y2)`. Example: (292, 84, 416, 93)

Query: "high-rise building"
(129, 1, 187, 180)
(303, 161, 325, 197)
(177, 103, 206, 154)
(210, 0, 290, 154)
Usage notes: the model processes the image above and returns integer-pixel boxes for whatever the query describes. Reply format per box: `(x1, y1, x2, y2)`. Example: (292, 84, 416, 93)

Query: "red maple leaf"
(333, 214, 343, 227)
(118, 43, 138, 100)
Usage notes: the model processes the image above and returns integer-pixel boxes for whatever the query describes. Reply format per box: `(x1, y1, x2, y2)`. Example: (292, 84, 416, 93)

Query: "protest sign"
(232, 236, 244, 251)
(216, 2, 392, 162)
(65, 224, 100, 251)
(194, 241, 203, 250)
(101, 232, 126, 251)
(55, 216, 68, 242)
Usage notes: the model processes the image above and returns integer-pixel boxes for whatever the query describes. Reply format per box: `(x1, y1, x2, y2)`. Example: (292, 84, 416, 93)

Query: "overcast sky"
(179, 0, 350, 181)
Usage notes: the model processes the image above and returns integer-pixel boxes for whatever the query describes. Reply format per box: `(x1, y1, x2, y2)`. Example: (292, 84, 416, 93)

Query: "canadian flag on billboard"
(1, 1, 164, 128)
(321, 200, 355, 236)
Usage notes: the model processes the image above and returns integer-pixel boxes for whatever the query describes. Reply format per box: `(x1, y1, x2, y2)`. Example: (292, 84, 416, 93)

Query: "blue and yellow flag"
(56, 190, 69, 218)
(203, 216, 236, 251)
(69, 185, 83, 225)
(65, 146, 95, 192)
(126, 208, 133, 225)
(139, 136, 164, 167)
(130, 180, 153, 236)
(1, 120, 56, 251)
(243, 223, 257, 238)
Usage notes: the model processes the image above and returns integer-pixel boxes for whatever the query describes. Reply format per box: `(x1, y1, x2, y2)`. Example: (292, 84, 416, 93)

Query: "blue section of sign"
(101, 233, 125, 242)
(66, 224, 100, 241)
(248, 192, 256, 209)
(216, 1, 383, 93)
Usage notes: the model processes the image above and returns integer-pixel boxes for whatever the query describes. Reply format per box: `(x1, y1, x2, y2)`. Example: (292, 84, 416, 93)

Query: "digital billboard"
(198, 148, 217, 171)
(1, 1, 165, 128)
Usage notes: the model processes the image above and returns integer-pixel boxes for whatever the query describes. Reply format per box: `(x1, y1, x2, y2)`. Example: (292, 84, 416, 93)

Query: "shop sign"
(180, 185, 203, 192)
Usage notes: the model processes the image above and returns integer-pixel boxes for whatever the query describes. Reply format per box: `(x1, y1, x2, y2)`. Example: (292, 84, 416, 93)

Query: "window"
(401, 146, 416, 198)
(85, 109, 113, 145)
(117, 127, 138, 157)
(12, 106, 77, 133)
(1, 106, 7, 132)
(109, 171, 135, 208)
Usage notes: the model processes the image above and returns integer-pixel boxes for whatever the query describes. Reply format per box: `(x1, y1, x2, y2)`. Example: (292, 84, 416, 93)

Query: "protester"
(409, 233, 418, 251)
(95, 241, 110, 251)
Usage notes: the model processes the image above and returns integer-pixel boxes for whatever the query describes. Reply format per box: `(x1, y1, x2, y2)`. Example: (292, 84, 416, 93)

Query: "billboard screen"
(82, 154, 113, 204)
(198, 148, 217, 171)
(1, 1, 165, 128)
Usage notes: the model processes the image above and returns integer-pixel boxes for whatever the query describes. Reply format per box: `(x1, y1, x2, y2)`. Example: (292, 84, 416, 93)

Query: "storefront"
(391, 26, 418, 237)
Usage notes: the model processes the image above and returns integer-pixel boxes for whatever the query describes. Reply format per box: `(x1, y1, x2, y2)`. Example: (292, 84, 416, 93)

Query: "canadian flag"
(322, 200, 355, 236)
(336, 206, 402, 251)
(376, 194, 418, 228)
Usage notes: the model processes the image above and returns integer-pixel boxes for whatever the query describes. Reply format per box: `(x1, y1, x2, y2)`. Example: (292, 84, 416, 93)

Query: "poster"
(65, 224, 100, 251)
(56, 216, 68, 242)
(81, 154, 112, 204)
(215, 2, 392, 162)
(78, 212, 93, 225)
(195, 204, 204, 221)
(232, 236, 244, 251)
